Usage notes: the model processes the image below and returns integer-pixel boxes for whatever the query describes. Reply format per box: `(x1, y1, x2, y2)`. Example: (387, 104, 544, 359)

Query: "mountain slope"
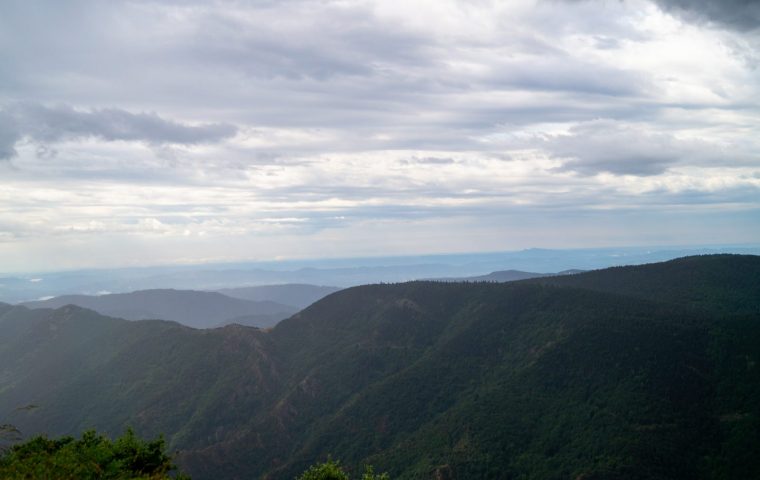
(1, 255, 759, 479)
(526, 254, 760, 315)
(0, 305, 277, 451)
(21, 289, 297, 329)
(187, 283, 723, 479)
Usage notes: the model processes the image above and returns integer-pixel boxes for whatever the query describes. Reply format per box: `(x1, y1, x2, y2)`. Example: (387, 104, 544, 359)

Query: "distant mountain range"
(3, 245, 757, 303)
(430, 268, 584, 282)
(2, 254, 759, 479)
(21, 289, 296, 329)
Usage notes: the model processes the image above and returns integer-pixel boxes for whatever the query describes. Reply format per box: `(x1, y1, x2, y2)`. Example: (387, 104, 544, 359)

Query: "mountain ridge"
(20, 289, 296, 329)
(429, 268, 584, 283)
(216, 284, 341, 309)
(525, 253, 760, 315)
(1, 254, 759, 479)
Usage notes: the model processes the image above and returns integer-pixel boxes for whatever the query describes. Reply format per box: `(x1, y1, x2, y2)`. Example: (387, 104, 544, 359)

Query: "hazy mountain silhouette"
(216, 284, 341, 309)
(21, 289, 296, 329)
(4, 246, 756, 304)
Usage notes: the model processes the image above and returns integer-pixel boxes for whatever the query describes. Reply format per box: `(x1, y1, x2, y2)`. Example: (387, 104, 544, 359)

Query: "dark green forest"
(1, 255, 759, 479)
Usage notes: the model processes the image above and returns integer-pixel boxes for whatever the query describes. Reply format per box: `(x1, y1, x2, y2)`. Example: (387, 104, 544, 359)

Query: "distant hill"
(217, 284, 341, 309)
(214, 312, 291, 329)
(432, 269, 584, 282)
(21, 289, 296, 329)
(1, 255, 759, 479)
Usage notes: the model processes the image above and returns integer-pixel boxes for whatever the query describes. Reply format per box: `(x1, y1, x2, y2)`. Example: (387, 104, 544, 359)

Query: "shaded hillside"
(0, 305, 277, 453)
(526, 254, 760, 315)
(188, 283, 735, 480)
(22, 289, 296, 329)
(1, 255, 759, 479)
(217, 284, 341, 309)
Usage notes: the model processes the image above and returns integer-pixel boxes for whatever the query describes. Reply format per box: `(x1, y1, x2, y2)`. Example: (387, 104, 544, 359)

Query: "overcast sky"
(1, 0, 759, 272)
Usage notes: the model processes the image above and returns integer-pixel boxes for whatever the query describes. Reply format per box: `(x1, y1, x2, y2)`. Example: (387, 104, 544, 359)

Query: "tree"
(0, 428, 190, 479)
(297, 459, 389, 480)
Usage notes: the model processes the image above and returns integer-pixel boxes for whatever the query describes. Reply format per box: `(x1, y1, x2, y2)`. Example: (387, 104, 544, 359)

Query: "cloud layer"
(653, 0, 760, 31)
(0, 103, 237, 160)
(0, 0, 759, 272)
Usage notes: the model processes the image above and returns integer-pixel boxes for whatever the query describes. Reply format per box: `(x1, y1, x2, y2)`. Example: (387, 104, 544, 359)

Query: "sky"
(1, 0, 759, 273)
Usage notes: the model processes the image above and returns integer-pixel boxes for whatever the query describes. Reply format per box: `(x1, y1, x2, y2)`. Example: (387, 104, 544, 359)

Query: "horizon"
(2, 242, 759, 277)
(2, 242, 758, 305)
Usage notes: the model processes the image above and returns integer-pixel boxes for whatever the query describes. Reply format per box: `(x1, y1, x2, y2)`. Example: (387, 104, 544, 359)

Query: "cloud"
(401, 156, 457, 165)
(0, 103, 237, 160)
(0, 0, 759, 270)
(0, 0, 660, 137)
(652, 0, 760, 32)
(0, 111, 19, 159)
(542, 120, 745, 176)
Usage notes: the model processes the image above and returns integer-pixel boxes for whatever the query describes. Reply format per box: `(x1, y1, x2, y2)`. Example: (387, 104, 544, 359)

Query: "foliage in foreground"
(0, 428, 189, 479)
(297, 459, 389, 480)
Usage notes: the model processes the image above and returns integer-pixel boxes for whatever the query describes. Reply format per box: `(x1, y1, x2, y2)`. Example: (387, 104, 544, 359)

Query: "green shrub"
(297, 459, 389, 480)
(0, 428, 189, 479)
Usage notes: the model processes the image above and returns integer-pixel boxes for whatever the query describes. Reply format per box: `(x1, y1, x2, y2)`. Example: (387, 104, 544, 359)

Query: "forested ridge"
(1, 255, 759, 479)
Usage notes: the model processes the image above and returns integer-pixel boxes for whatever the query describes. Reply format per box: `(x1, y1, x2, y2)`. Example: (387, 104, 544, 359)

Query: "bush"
(297, 459, 389, 480)
(0, 428, 189, 479)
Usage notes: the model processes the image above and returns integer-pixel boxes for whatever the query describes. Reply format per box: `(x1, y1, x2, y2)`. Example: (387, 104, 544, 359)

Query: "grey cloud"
(558, 0, 760, 32)
(0, 103, 237, 160)
(543, 121, 738, 176)
(489, 60, 646, 96)
(185, 3, 432, 81)
(0, 0, 660, 142)
(401, 156, 456, 165)
(592, 36, 622, 50)
(12, 103, 238, 144)
(653, 0, 760, 32)
(0, 111, 19, 159)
